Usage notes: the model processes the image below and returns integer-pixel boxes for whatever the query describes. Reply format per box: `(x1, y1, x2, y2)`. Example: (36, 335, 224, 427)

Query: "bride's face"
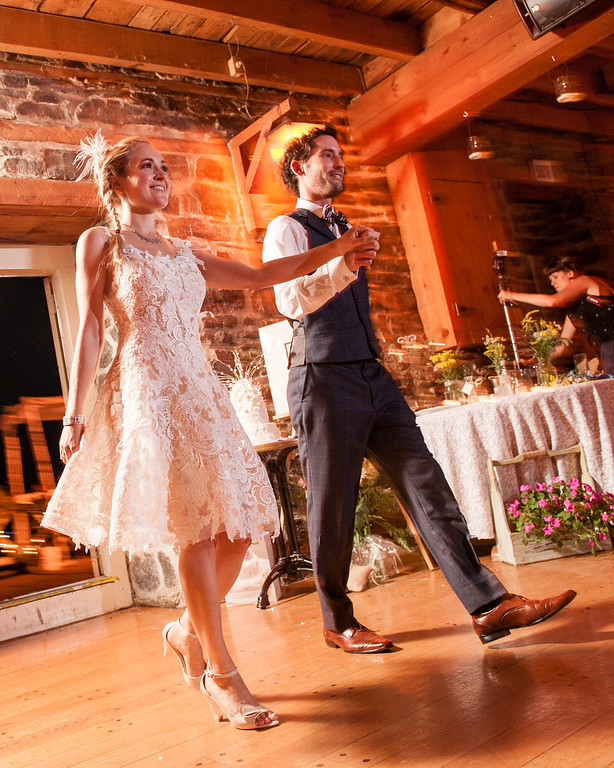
(114, 142, 170, 213)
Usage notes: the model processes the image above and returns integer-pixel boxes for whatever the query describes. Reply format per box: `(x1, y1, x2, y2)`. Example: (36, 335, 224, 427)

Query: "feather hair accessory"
(75, 129, 111, 182)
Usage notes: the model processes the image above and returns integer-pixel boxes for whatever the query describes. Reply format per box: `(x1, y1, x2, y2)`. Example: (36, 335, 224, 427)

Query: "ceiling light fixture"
(467, 134, 494, 161)
(464, 111, 494, 161)
(554, 74, 586, 104)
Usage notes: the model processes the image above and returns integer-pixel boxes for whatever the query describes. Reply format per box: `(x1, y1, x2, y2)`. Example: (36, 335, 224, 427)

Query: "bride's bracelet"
(63, 414, 86, 426)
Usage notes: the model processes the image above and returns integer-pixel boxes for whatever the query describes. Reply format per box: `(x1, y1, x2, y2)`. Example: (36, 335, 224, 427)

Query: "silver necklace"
(123, 225, 162, 245)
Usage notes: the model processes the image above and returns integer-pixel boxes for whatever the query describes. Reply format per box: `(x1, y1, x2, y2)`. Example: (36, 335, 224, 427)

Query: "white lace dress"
(42, 237, 279, 554)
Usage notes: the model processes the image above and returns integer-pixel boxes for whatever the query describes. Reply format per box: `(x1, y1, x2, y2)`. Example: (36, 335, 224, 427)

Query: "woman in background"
(498, 256, 614, 373)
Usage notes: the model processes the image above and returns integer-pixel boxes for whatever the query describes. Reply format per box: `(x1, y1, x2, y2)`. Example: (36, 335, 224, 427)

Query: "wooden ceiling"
(0, 0, 612, 160)
(0, 0, 490, 97)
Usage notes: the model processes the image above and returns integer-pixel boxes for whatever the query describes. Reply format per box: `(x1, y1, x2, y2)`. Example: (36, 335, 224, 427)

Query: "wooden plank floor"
(2, 551, 614, 768)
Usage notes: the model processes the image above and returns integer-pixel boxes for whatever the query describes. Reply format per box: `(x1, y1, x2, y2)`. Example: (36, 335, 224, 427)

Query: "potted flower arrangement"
(521, 310, 569, 385)
(507, 477, 614, 553)
(429, 349, 465, 401)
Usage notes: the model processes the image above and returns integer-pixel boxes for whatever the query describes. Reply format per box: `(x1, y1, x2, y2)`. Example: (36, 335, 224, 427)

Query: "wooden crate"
(488, 444, 612, 566)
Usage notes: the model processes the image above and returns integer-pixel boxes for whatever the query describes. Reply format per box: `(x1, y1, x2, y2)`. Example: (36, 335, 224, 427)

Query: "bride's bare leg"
(169, 533, 251, 675)
(177, 537, 277, 726)
(168, 534, 251, 676)
(215, 533, 252, 600)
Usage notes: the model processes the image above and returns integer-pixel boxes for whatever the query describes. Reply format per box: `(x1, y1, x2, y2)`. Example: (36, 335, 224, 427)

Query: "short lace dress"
(42, 235, 279, 554)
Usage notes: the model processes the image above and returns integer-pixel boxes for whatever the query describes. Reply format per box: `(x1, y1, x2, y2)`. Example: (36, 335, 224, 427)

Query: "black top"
(569, 294, 614, 343)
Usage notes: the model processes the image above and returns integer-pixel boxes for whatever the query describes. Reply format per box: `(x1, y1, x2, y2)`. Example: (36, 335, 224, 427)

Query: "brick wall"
(0, 55, 433, 606)
(0, 55, 432, 409)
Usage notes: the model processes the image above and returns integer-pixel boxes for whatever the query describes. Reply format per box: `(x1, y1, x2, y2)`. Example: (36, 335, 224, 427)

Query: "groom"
(262, 124, 576, 653)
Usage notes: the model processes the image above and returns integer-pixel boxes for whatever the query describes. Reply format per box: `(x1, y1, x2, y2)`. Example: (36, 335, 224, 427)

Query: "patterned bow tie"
(321, 204, 349, 229)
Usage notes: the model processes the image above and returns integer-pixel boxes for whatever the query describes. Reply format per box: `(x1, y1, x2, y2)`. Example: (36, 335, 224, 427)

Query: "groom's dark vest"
(286, 208, 380, 367)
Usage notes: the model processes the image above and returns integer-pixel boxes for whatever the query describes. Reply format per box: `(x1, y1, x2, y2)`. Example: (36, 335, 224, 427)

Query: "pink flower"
(520, 484, 531, 492)
(507, 500, 521, 518)
(602, 512, 611, 522)
(535, 482, 546, 491)
(546, 484, 554, 492)
(570, 489, 577, 498)
(589, 541, 595, 547)
(552, 476, 561, 483)
(543, 525, 554, 536)
(524, 523, 535, 533)
(569, 478, 581, 490)
(599, 533, 607, 541)
(552, 518, 561, 528)
(538, 499, 549, 509)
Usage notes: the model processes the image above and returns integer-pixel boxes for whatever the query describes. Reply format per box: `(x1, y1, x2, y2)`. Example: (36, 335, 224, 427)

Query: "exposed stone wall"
(0, 54, 429, 401)
(0, 54, 431, 606)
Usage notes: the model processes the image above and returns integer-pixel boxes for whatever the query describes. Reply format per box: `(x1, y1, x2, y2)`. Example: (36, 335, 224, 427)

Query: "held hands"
(498, 289, 513, 305)
(339, 225, 380, 272)
(59, 425, 85, 464)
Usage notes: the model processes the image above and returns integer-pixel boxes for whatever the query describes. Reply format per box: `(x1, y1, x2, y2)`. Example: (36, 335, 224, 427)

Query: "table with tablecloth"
(415, 379, 614, 539)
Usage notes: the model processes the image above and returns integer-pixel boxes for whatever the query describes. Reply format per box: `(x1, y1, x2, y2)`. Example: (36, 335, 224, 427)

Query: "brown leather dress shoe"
(323, 624, 393, 653)
(472, 590, 577, 644)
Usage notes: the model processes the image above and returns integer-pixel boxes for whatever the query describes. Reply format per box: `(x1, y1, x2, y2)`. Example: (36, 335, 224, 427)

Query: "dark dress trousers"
(285, 209, 506, 632)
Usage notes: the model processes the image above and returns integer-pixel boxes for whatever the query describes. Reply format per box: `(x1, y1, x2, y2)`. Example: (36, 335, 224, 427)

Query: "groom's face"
(293, 135, 345, 203)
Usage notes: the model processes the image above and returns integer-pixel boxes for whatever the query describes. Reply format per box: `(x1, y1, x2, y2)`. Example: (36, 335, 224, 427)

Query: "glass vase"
(443, 379, 464, 402)
(492, 372, 514, 397)
(536, 360, 557, 387)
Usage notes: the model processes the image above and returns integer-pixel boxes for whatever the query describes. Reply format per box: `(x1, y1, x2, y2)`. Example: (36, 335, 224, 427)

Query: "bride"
(41, 133, 379, 730)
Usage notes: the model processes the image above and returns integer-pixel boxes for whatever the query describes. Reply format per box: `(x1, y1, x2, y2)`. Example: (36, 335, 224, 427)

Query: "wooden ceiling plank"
(167, 12, 207, 36)
(0, 6, 363, 96)
(189, 18, 234, 40)
(348, 0, 614, 164)
(0, 0, 40, 9)
(128, 6, 168, 30)
(121, 0, 421, 59)
(86, 0, 139, 25)
(39, 0, 92, 15)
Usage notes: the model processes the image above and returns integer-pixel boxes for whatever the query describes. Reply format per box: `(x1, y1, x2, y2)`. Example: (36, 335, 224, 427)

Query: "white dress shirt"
(262, 198, 357, 320)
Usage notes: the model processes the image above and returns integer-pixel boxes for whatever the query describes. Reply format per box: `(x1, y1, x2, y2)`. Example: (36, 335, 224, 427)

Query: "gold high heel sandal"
(200, 668, 280, 730)
(162, 618, 205, 690)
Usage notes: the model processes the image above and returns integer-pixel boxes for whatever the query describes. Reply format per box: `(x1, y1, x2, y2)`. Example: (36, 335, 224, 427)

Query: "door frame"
(0, 245, 132, 641)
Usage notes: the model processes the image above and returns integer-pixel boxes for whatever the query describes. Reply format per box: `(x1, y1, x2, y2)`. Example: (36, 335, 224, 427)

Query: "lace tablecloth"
(415, 379, 614, 539)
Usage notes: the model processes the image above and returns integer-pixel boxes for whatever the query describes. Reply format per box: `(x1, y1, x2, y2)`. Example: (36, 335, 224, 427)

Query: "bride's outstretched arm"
(195, 225, 379, 290)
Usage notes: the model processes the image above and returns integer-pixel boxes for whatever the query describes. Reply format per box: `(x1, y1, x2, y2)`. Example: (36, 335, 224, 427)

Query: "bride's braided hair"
(76, 132, 148, 268)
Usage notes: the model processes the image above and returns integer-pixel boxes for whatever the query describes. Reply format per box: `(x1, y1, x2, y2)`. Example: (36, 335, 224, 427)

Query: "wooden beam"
(0, 178, 95, 210)
(348, 0, 614, 164)
(486, 98, 614, 135)
(0, 7, 363, 97)
(124, 0, 420, 59)
(0, 179, 97, 244)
